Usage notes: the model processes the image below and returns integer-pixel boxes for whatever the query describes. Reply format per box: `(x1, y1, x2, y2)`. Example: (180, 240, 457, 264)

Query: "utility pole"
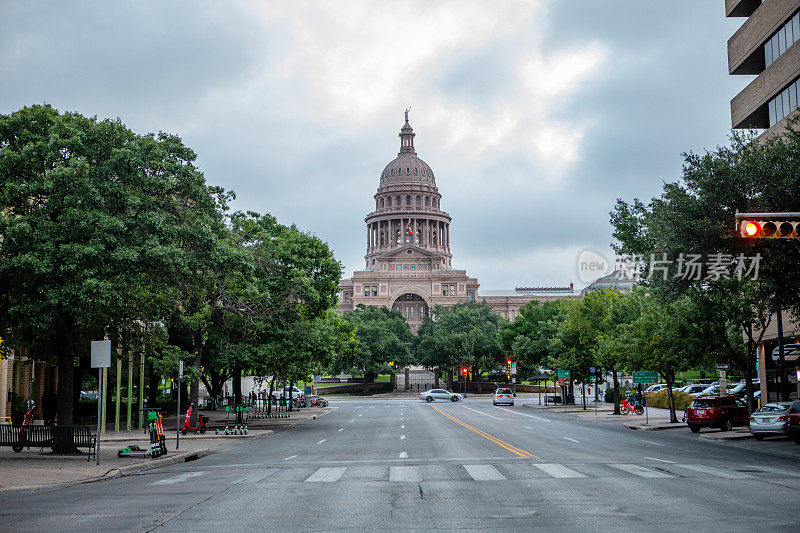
(777, 306, 786, 401)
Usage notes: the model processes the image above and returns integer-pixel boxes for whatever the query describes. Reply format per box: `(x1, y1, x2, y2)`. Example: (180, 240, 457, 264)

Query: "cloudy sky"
(0, 1, 750, 289)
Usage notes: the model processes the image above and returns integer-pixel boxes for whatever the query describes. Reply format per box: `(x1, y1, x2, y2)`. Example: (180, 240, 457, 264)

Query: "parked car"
(492, 388, 515, 406)
(681, 384, 709, 396)
(419, 389, 462, 402)
(270, 386, 304, 401)
(788, 400, 800, 444)
(686, 396, 748, 433)
(728, 380, 760, 398)
(645, 384, 669, 393)
(749, 402, 793, 440)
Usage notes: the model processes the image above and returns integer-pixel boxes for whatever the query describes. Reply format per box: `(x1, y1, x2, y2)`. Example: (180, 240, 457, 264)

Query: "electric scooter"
(118, 409, 167, 458)
(11, 401, 36, 453)
(181, 403, 209, 435)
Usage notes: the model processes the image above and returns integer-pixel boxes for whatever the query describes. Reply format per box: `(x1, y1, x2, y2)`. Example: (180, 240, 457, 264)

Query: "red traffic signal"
(461, 367, 468, 374)
(736, 212, 800, 238)
(506, 359, 512, 366)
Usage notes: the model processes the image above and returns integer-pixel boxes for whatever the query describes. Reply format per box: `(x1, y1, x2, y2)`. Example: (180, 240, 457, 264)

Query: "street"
(1, 396, 798, 531)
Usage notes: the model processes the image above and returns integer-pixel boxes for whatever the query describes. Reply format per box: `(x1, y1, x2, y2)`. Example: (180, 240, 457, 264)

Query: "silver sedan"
(419, 389, 462, 402)
(749, 402, 793, 439)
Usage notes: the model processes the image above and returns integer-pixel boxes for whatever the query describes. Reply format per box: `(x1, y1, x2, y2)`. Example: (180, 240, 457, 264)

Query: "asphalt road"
(2, 396, 799, 532)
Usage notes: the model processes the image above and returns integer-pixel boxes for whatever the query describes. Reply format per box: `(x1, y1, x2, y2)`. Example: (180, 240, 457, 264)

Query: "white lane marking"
(399, 451, 408, 459)
(563, 437, 579, 443)
(677, 464, 752, 479)
(338, 428, 344, 432)
(608, 463, 673, 478)
(462, 405, 504, 420)
(532, 416, 550, 421)
(524, 426, 533, 430)
(358, 414, 362, 417)
(401, 425, 405, 429)
(283, 455, 298, 461)
(317, 439, 327, 444)
(389, 466, 421, 482)
(463, 464, 506, 481)
(400, 435, 406, 440)
(641, 440, 663, 446)
(401, 418, 404, 421)
(349, 420, 354, 423)
(152, 471, 204, 485)
(533, 463, 586, 479)
(305, 467, 347, 482)
(230, 470, 277, 484)
(643, 456, 676, 464)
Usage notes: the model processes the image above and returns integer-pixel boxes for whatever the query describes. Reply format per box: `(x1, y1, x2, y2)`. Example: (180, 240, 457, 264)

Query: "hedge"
(645, 389, 692, 410)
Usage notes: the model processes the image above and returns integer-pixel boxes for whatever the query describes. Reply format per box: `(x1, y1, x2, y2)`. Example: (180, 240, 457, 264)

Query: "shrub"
(645, 389, 692, 410)
(604, 387, 629, 403)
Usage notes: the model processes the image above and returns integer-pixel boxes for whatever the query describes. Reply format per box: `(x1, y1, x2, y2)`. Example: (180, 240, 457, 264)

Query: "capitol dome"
(378, 120, 436, 188)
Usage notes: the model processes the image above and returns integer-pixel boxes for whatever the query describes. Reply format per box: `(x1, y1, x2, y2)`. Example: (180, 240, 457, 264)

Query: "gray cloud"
(0, 1, 752, 291)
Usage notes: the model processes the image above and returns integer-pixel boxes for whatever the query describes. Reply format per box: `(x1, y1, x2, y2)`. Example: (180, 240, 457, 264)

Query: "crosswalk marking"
(608, 464, 673, 478)
(305, 467, 347, 482)
(151, 471, 205, 485)
(231, 469, 277, 484)
(389, 466, 421, 482)
(677, 464, 752, 479)
(533, 463, 586, 479)
(464, 464, 506, 481)
(399, 452, 408, 459)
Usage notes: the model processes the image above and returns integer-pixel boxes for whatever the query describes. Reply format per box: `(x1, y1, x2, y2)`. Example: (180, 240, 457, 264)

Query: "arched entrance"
(391, 293, 429, 328)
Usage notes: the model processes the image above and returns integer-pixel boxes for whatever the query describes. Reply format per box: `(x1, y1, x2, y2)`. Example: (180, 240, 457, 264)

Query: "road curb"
(623, 423, 685, 431)
(101, 430, 272, 442)
(699, 431, 754, 441)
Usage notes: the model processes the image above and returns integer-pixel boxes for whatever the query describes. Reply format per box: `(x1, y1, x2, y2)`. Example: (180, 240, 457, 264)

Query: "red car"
(686, 396, 748, 433)
(788, 400, 800, 444)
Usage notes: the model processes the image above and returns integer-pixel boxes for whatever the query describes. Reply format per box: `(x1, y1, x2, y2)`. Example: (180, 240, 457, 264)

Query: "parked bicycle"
(619, 398, 644, 415)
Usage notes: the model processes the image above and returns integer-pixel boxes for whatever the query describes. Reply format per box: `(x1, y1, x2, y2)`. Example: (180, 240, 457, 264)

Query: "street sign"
(557, 370, 570, 379)
(589, 376, 596, 383)
(511, 362, 517, 375)
(632, 371, 658, 384)
(558, 378, 570, 386)
(719, 370, 727, 395)
(715, 364, 729, 370)
(178, 360, 184, 378)
(91, 340, 111, 368)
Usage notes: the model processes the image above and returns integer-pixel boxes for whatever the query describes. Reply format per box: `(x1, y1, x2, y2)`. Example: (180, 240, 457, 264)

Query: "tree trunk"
(665, 365, 677, 423)
(743, 323, 757, 415)
(612, 369, 620, 415)
(267, 376, 275, 415)
(55, 321, 76, 425)
(232, 365, 242, 405)
(189, 331, 203, 426)
(147, 358, 159, 410)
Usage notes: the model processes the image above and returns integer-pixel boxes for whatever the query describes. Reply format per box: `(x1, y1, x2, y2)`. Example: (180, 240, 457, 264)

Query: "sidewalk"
(521, 401, 686, 430)
(0, 406, 335, 492)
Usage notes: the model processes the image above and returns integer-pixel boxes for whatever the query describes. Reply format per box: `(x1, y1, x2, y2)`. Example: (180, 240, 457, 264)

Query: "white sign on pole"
(91, 340, 112, 368)
(179, 360, 184, 378)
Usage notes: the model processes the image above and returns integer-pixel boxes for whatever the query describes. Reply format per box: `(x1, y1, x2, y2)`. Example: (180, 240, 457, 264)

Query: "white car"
(493, 387, 515, 406)
(419, 389, 462, 402)
(270, 386, 304, 401)
(680, 384, 709, 396)
(645, 384, 669, 393)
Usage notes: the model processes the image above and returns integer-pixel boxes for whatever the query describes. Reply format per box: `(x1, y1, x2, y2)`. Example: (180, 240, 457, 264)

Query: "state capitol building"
(337, 115, 579, 330)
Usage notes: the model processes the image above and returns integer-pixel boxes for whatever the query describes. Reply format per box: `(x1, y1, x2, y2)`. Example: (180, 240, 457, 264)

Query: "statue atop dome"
(405, 107, 410, 122)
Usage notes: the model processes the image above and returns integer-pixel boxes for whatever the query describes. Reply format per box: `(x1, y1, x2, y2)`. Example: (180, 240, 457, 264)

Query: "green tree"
(415, 301, 504, 392)
(339, 305, 413, 393)
(499, 299, 565, 380)
(0, 105, 218, 424)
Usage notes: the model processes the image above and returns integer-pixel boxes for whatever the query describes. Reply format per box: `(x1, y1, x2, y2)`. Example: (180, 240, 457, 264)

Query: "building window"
(390, 168, 394, 175)
(411, 265, 416, 269)
(467, 291, 475, 301)
(414, 167, 418, 174)
(406, 167, 410, 174)
(403, 264, 409, 269)
(396, 195, 401, 206)
(768, 77, 800, 126)
(765, 12, 800, 68)
(387, 197, 392, 206)
(380, 198, 385, 208)
(406, 195, 411, 205)
(416, 195, 421, 206)
(425, 196, 430, 206)
(372, 285, 378, 297)
(443, 284, 456, 296)
(364, 287, 370, 297)
(344, 292, 351, 303)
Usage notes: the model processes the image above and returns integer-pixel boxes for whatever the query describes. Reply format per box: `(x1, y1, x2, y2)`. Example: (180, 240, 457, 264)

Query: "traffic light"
(736, 212, 800, 238)
(506, 359, 512, 366)
(461, 366, 468, 375)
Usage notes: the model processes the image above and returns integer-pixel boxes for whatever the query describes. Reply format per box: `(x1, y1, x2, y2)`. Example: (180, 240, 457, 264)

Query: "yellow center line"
(431, 405, 537, 459)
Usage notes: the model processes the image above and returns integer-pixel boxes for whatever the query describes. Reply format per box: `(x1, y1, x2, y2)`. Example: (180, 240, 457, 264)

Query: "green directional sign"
(557, 370, 570, 379)
(633, 371, 658, 384)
